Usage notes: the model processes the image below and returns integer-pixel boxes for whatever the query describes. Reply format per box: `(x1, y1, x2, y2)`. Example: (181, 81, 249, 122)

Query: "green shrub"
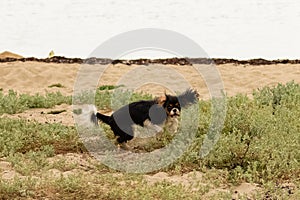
(253, 81, 300, 111)
(0, 88, 152, 114)
(0, 118, 83, 157)
(0, 90, 71, 114)
(179, 81, 300, 183)
(1, 82, 299, 188)
(98, 84, 124, 91)
(73, 88, 153, 110)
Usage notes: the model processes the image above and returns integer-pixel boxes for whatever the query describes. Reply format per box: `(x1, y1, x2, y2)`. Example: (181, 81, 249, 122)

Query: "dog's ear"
(156, 95, 166, 105)
(178, 88, 199, 108)
(164, 93, 170, 101)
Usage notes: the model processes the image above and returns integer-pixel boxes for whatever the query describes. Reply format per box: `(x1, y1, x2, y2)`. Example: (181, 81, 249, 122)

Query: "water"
(1, 0, 299, 59)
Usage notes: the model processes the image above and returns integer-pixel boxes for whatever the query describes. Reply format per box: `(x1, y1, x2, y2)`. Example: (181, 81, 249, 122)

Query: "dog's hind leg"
(114, 124, 134, 144)
(116, 131, 134, 151)
(117, 134, 134, 144)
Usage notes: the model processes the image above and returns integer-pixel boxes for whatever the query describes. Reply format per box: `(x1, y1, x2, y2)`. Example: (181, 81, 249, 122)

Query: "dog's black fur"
(92, 89, 198, 144)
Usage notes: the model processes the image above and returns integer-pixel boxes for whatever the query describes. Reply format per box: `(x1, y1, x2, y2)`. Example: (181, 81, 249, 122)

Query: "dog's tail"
(95, 112, 112, 125)
(178, 88, 199, 108)
(88, 105, 112, 126)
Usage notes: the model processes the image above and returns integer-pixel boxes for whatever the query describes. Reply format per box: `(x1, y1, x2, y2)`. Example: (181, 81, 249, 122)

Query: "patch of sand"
(1, 61, 299, 127)
(0, 62, 299, 99)
(1, 153, 260, 199)
(144, 171, 260, 199)
(0, 158, 22, 180)
(1, 104, 74, 126)
(0, 51, 23, 59)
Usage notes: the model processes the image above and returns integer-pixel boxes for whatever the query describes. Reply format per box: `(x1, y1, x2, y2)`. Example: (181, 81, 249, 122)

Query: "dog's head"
(156, 89, 199, 118)
(162, 94, 181, 118)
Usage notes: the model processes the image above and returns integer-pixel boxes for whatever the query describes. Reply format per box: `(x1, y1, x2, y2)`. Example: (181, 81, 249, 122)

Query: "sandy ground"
(0, 152, 261, 199)
(1, 61, 299, 98)
(0, 56, 299, 199)
(1, 60, 299, 129)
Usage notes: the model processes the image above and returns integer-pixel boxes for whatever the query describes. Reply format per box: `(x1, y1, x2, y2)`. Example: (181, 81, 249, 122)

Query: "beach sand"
(0, 61, 299, 98)
(1, 59, 299, 126)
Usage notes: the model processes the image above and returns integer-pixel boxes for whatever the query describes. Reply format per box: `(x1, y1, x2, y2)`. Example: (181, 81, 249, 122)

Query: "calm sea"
(1, 0, 299, 59)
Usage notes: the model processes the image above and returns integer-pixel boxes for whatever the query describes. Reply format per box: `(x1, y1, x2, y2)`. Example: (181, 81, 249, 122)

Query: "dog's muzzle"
(170, 108, 180, 117)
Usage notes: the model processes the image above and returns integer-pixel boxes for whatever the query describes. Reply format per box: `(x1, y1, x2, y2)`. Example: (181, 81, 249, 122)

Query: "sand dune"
(218, 63, 300, 97)
(0, 51, 23, 59)
(0, 61, 299, 99)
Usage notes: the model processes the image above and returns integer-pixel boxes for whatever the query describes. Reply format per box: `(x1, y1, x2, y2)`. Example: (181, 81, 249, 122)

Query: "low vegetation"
(0, 90, 71, 114)
(0, 82, 299, 199)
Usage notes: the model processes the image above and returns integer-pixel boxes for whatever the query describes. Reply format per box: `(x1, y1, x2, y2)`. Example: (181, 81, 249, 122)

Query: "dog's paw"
(118, 143, 133, 151)
(153, 125, 163, 133)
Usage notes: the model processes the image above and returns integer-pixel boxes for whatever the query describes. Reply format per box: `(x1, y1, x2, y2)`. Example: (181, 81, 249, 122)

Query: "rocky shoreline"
(1, 56, 300, 65)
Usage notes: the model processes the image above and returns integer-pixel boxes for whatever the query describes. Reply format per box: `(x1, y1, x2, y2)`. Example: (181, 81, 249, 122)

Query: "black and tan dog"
(91, 89, 198, 145)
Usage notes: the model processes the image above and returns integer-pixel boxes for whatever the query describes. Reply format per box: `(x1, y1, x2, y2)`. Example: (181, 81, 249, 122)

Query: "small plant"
(98, 84, 124, 91)
(72, 108, 82, 115)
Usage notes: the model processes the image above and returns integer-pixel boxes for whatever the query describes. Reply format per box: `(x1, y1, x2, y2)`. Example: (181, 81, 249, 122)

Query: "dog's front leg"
(165, 117, 179, 133)
(143, 119, 163, 133)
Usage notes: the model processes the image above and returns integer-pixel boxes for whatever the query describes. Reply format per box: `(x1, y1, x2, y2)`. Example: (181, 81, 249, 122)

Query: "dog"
(91, 89, 199, 145)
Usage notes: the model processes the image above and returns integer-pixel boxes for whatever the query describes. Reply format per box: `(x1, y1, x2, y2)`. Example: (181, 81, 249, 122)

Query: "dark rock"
(1, 56, 300, 66)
